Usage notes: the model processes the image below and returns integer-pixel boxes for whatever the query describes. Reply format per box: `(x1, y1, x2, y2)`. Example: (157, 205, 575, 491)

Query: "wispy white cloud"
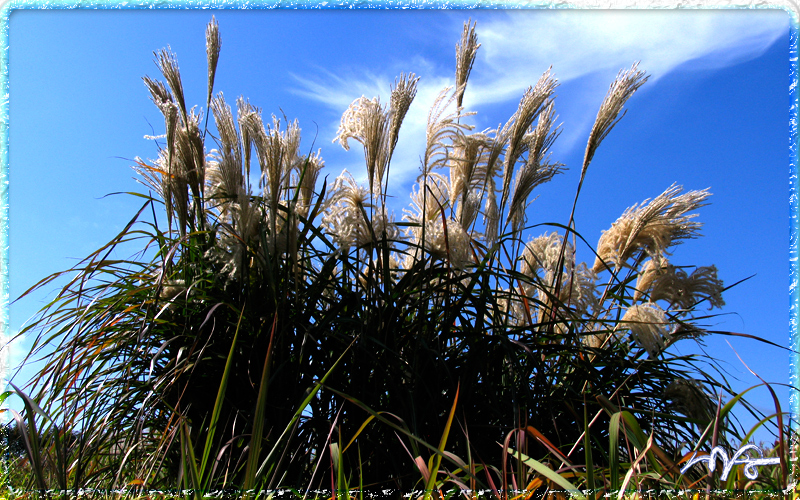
(293, 67, 456, 189)
(290, 10, 789, 189)
(291, 68, 389, 112)
(470, 10, 789, 105)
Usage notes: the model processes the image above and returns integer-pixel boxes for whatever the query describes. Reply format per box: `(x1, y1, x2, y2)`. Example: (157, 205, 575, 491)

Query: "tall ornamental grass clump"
(9, 18, 782, 495)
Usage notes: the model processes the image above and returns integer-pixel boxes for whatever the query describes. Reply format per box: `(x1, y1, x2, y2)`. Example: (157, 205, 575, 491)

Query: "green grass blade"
(584, 402, 595, 500)
(618, 411, 662, 476)
(10, 409, 46, 491)
(255, 337, 355, 481)
(609, 412, 621, 493)
(424, 383, 459, 499)
(200, 303, 244, 488)
(180, 419, 202, 500)
(504, 447, 585, 500)
(244, 313, 279, 490)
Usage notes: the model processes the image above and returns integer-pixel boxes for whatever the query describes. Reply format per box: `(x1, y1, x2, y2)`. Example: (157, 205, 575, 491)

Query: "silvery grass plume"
(481, 128, 506, 243)
(448, 132, 493, 233)
(422, 85, 475, 176)
(294, 149, 324, 220)
(237, 97, 257, 179)
(208, 89, 322, 267)
(335, 73, 418, 194)
(207, 191, 262, 282)
(405, 172, 451, 228)
(249, 113, 290, 216)
(555, 262, 598, 324)
(155, 46, 189, 124)
(207, 93, 245, 225)
(424, 217, 472, 269)
(521, 231, 575, 278)
(582, 62, 649, 178)
(388, 72, 420, 168)
(616, 302, 670, 358)
(638, 261, 726, 311)
(402, 172, 473, 269)
(175, 107, 206, 202)
(448, 132, 489, 212)
(205, 16, 221, 114)
(555, 64, 649, 312)
(210, 93, 243, 185)
(455, 19, 480, 109)
(519, 232, 598, 328)
(634, 257, 669, 303)
(336, 96, 387, 194)
(593, 184, 711, 273)
(507, 102, 564, 233)
(499, 69, 558, 215)
(323, 171, 400, 252)
(142, 68, 192, 234)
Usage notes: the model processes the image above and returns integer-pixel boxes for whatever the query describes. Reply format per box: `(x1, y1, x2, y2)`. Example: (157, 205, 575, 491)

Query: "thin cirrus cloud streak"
(291, 11, 788, 188)
(471, 10, 789, 105)
(291, 68, 455, 189)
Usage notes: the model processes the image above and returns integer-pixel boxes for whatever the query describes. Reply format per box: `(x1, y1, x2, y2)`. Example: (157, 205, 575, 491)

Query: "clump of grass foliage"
(4, 17, 795, 499)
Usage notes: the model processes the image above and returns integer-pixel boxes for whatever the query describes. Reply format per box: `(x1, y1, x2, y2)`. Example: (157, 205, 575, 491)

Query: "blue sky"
(3, 8, 794, 447)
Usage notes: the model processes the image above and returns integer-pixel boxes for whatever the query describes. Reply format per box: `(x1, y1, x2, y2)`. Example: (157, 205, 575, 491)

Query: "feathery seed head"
(507, 158, 564, 233)
(484, 176, 499, 244)
(263, 116, 288, 206)
(648, 264, 725, 310)
(422, 86, 475, 175)
(164, 149, 190, 236)
(206, 150, 243, 204)
(154, 47, 188, 123)
(565, 263, 599, 317)
(455, 19, 480, 108)
(405, 173, 451, 228)
(519, 233, 596, 325)
(535, 262, 598, 329)
(507, 103, 564, 233)
(175, 110, 206, 199)
(618, 302, 670, 358)
(132, 156, 165, 200)
(593, 184, 711, 273)
(205, 16, 221, 108)
(244, 113, 287, 214)
(634, 258, 669, 302)
(457, 190, 481, 231)
(424, 217, 473, 269)
(500, 70, 558, 211)
(204, 155, 225, 208)
(324, 171, 399, 251)
(520, 232, 574, 278)
(582, 62, 648, 176)
(211, 93, 242, 168)
(388, 73, 420, 162)
(334, 96, 390, 191)
(295, 150, 324, 219)
(143, 76, 174, 110)
(161, 101, 180, 160)
(236, 97, 258, 180)
(233, 191, 259, 246)
(525, 102, 561, 169)
(449, 132, 488, 207)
